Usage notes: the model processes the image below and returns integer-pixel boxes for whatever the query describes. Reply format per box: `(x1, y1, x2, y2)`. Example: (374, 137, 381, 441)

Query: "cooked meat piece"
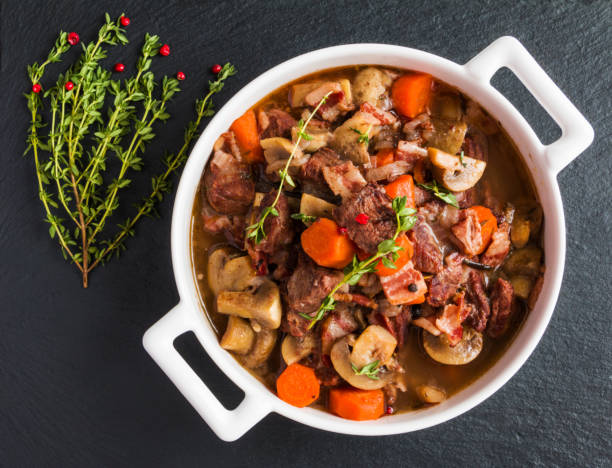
(379, 260, 427, 305)
(258, 108, 297, 139)
(323, 161, 367, 199)
(411, 216, 443, 273)
(356, 273, 382, 297)
(435, 291, 472, 346)
(204, 136, 255, 215)
(365, 161, 411, 183)
(487, 278, 514, 337)
(248, 190, 294, 256)
(465, 270, 490, 332)
(286, 254, 344, 315)
(320, 305, 358, 355)
(334, 292, 378, 309)
(379, 298, 403, 317)
(451, 209, 484, 256)
(315, 364, 341, 387)
(462, 135, 487, 161)
(360, 102, 397, 125)
(283, 309, 311, 338)
(455, 187, 477, 209)
(200, 191, 246, 245)
(480, 222, 511, 267)
(395, 140, 427, 168)
(333, 183, 396, 253)
(299, 147, 341, 186)
(403, 113, 433, 141)
(414, 185, 434, 206)
(427, 252, 464, 307)
(417, 201, 444, 223)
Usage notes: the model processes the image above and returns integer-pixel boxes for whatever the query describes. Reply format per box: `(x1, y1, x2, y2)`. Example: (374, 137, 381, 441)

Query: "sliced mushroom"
(330, 111, 380, 164)
(299, 193, 337, 220)
(238, 328, 277, 369)
(330, 336, 390, 390)
(260, 137, 303, 164)
(422, 327, 483, 365)
(424, 118, 467, 155)
(292, 125, 333, 153)
(220, 316, 255, 355)
(503, 245, 543, 277)
(350, 325, 397, 369)
(281, 334, 316, 366)
(207, 249, 260, 296)
(207, 247, 234, 296)
(429, 147, 486, 192)
(217, 279, 282, 329)
(416, 384, 447, 404)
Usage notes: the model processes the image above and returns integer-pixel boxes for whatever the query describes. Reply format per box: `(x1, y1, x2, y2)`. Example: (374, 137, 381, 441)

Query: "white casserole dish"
(143, 37, 593, 441)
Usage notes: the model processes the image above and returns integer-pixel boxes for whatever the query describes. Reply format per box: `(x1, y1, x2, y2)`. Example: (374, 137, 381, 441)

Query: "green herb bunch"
(301, 196, 418, 329)
(25, 13, 236, 287)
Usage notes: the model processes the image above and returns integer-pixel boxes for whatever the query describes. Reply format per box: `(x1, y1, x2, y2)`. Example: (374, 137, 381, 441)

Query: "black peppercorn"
(408, 283, 418, 292)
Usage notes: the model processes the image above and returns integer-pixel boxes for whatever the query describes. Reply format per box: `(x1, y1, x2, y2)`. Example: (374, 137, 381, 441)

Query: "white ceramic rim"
(143, 38, 593, 441)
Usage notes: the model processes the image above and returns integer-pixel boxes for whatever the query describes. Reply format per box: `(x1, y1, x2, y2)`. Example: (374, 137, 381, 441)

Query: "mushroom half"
(429, 147, 486, 192)
(422, 327, 483, 365)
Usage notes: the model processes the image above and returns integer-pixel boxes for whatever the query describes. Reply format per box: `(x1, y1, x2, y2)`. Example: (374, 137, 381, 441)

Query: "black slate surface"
(1, 0, 610, 466)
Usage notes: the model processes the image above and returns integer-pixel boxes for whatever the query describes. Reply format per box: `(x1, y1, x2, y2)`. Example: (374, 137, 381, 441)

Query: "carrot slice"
(229, 109, 263, 163)
(384, 174, 416, 209)
(328, 387, 385, 421)
(391, 73, 433, 119)
(469, 205, 498, 253)
(374, 234, 413, 277)
(372, 148, 395, 167)
(301, 218, 356, 269)
(277, 363, 320, 408)
(413, 158, 427, 185)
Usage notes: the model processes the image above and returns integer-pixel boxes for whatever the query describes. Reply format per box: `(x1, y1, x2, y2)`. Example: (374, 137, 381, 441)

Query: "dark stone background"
(1, 0, 610, 466)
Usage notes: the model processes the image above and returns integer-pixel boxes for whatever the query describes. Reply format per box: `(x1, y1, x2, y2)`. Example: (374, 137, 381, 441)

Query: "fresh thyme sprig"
(300, 196, 417, 328)
(290, 213, 317, 224)
(459, 150, 467, 167)
(350, 125, 372, 145)
(246, 91, 332, 244)
(351, 360, 381, 380)
(417, 180, 459, 208)
(24, 14, 235, 287)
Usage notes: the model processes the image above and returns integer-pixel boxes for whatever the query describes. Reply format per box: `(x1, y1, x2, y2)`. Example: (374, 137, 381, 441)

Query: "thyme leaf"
(351, 360, 381, 380)
(418, 180, 459, 208)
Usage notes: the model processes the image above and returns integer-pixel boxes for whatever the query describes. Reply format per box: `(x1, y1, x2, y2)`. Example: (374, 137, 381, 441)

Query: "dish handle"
(465, 36, 593, 174)
(143, 303, 271, 441)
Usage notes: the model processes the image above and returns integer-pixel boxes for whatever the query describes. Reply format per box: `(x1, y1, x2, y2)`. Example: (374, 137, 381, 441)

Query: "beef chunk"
(481, 222, 511, 267)
(465, 270, 490, 332)
(204, 145, 254, 215)
(283, 309, 311, 338)
(333, 183, 396, 253)
(286, 254, 344, 315)
(451, 209, 484, 256)
(487, 278, 514, 338)
(315, 365, 341, 387)
(411, 216, 443, 273)
(249, 190, 294, 256)
(427, 252, 464, 307)
(414, 185, 434, 206)
(322, 161, 367, 199)
(320, 305, 358, 355)
(258, 108, 297, 139)
(299, 147, 341, 187)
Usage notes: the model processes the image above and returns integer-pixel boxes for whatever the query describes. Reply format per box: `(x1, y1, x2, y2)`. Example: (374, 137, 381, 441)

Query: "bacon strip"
(379, 260, 427, 305)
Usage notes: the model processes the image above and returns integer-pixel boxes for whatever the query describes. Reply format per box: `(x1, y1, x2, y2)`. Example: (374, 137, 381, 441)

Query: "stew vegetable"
(191, 66, 544, 419)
